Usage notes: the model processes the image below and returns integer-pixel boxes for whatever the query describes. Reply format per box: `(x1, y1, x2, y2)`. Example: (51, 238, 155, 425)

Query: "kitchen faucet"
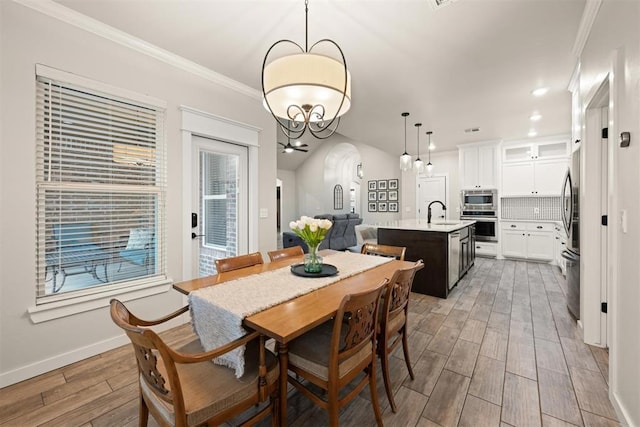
(427, 200, 447, 224)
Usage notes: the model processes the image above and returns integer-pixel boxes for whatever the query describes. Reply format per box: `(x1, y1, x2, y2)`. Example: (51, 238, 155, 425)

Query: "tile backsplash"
(501, 197, 562, 221)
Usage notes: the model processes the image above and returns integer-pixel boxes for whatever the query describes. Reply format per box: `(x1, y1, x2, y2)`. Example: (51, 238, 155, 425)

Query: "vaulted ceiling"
(55, 0, 585, 170)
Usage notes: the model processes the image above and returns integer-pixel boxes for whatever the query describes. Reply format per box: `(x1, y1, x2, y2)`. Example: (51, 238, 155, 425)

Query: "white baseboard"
(0, 314, 188, 388)
(611, 390, 634, 426)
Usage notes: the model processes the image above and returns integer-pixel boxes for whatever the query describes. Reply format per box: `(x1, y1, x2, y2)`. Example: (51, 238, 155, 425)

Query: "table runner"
(189, 251, 393, 377)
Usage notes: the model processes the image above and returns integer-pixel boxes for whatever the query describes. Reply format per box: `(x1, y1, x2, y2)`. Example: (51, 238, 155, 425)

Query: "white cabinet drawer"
(526, 222, 554, 232)
(502, 221, 554, 232)
(502, 221, 526, 230)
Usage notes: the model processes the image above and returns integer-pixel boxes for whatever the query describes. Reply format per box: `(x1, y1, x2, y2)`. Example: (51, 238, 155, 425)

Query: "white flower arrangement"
(289, 216, 332, 247)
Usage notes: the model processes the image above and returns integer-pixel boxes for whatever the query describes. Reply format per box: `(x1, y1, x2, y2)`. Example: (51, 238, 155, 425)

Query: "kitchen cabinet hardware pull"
(537, 225, 543, 229)
(511, 225, 516, 228)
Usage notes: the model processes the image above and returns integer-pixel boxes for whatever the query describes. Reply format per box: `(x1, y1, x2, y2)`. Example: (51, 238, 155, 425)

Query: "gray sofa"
(283, 213, 363, 252)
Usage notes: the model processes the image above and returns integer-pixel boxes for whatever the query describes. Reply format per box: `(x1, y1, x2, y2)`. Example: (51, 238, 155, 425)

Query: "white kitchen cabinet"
(501, 221, 554, 261)
(502, 229, 527, 258)
(503, 140, 568, 162)
(534, 159, 568, 195)
(527, 231, 554, 260)
(459, 143, 498, 189)
(502, 158, 567, 196)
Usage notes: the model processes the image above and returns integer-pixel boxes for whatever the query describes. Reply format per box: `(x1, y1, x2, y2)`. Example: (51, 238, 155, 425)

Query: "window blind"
(35, 68, 166, 300)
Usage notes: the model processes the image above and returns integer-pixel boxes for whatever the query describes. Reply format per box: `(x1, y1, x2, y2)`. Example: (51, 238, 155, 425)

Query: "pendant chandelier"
(414, 123, 425, 174)
(399, 112, 412, 171)
(261, 0, 351, 140)
(426, 131, 434, 177)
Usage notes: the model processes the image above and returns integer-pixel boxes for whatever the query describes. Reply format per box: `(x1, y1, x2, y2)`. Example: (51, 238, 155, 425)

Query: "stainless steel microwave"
(461, 189, 498, 211)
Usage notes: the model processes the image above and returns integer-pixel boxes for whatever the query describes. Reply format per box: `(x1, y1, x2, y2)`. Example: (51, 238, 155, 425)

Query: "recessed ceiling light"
(528, 130, 538, 137)
(428, 143, 436, 150)
(530, 113, 542, 121)
(531, 88, 548, 97)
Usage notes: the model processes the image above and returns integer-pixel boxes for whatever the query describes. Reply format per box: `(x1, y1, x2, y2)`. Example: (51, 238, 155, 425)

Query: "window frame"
(30, 65, 170, 320)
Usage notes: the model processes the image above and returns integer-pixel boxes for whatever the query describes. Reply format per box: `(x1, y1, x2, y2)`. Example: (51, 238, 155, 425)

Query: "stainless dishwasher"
(448, 231, 460, 290)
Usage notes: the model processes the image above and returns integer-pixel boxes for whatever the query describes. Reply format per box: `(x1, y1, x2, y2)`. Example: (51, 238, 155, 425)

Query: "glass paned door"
(192, 136, 248, 278)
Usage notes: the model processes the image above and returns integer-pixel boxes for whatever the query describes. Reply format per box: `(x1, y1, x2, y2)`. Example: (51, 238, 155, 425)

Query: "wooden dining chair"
(267, 246, 304, 262)
(361, 242, 406, 261)
(378, 259, 425, 412)
(215, 252, 264, 273)
(286, 280, 388, 427)
(109, 299, 279, 427)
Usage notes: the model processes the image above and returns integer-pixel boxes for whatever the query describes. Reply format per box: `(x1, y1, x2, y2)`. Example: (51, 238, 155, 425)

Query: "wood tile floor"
(0, 258, 620, 426)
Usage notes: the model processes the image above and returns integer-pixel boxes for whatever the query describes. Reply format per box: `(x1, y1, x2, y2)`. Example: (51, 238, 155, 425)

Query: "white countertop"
(374, 219, 476, 233)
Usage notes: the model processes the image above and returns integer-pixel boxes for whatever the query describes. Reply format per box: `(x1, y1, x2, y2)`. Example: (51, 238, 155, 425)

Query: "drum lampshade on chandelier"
(261, 0, 351, 139)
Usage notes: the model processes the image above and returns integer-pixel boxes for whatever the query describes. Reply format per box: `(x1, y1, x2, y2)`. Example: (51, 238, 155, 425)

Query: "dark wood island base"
(378, 223, 475, 298)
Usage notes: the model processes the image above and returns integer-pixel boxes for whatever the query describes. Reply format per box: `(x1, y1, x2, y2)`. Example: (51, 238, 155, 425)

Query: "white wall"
(294, 134, 402, 224)
(401, 150, 461, 220)
(0, 2, 277, 385)
(579, 1, 640, 424)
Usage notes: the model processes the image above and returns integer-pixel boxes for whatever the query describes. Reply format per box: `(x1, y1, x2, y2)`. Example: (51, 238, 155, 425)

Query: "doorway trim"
(415, 173, 450, 220)
(180, 106, 261, 281)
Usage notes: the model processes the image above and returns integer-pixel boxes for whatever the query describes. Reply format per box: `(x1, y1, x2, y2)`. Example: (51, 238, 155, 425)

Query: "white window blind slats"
(39, 123, 158, 145)
(36, 79, 158, 123)
(43, 113, 158, 140)
(35, 71, 166, 300)
(39, 106, 158, 136)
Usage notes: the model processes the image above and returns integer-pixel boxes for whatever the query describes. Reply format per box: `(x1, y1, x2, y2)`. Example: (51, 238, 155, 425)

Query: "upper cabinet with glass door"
(501, 137, 570, 197)
(503, 139, 569, 162)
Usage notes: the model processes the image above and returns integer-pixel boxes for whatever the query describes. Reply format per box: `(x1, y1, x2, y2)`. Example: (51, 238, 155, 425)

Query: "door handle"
(191, 233, 205, 239)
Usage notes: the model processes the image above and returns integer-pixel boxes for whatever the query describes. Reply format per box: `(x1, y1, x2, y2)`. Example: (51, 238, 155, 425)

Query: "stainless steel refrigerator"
(561, 146, 580, 319)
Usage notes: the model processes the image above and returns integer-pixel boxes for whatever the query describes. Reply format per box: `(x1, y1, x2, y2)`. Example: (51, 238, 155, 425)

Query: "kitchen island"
(377, 219, 476, 298)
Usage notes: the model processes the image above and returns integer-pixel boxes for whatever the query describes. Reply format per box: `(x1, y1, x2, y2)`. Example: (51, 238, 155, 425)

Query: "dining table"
(173, 249, 414, 425)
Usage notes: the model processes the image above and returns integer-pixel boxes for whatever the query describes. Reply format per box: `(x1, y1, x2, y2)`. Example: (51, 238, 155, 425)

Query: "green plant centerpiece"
(289, 216, 332, 273)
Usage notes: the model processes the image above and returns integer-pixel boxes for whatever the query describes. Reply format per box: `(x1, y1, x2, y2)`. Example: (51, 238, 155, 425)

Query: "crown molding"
(12, 0, 262, 100)
(571, 0, 603, 59)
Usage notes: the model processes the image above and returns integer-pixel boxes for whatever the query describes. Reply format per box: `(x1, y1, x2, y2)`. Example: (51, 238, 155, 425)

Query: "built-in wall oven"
(461, 189, 498, 242)
(461, 212, 497, 241)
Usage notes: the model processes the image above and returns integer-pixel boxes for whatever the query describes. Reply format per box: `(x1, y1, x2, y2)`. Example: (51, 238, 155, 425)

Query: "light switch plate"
(621, 209, 627, 233)
(259, 208, 268, 218)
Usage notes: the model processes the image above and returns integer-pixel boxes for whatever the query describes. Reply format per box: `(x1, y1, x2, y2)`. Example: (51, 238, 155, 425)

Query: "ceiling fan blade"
(295, 148, 309, 152)
(296, 143, 309, 148)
